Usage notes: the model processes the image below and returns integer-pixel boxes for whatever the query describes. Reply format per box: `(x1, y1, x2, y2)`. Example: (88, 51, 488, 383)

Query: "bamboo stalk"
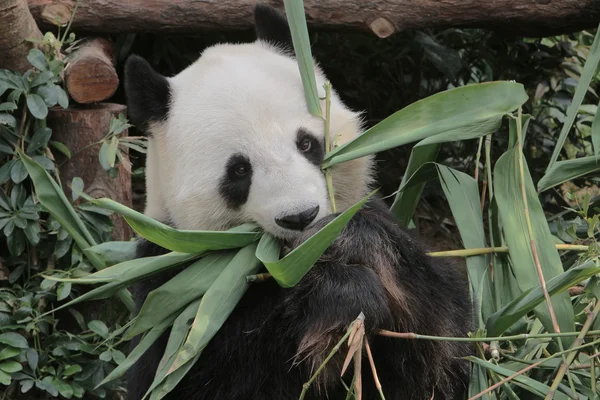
(378, 329, 600, 342)
(323, 81, 337, 213)
(468, 338, 600, 400)
(546, 300, 600, 399)
(365, 341, 385, 400)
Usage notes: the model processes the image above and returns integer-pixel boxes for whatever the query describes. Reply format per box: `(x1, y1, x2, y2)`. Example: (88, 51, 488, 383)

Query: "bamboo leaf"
(548, 23, 600, 168)
(593, 99, 600, 158)
(83, 241, 138, 268)
(494, 147, 575, 344)
(144, 299, 202, 398)
(283, 0, 321, 116)
(88, 197, 261, 253)
(322, 82, 527, 168)
(167, 244, 262, 375)
(390, 144, 439, 226)
(125, 251, 236, 339)
(258, 191, 373, 288)
(436, 165, 493, 327)
(538, 156, 600, 192)
(467, 356, 570, 400)
(486, 263, 599, 336)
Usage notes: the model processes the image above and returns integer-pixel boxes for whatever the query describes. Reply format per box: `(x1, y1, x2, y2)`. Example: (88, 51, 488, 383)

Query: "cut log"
(28, 0, 600, 38)
(0, 0, 42, 73)
(64, 38, 119, 104)
(47, 103, 133, 241)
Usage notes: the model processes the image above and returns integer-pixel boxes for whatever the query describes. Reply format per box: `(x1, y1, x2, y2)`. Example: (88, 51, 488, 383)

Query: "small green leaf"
(20, 379, 34, 393)
(0, 369, 10, 385)
(71, 177, 84, 201)
(111, 349, 126, 365)
(0, 113, 17, 128)
(10, 160, 28, 184)
(49, 141, 71, 158)
(26, 348, 38, 371)
(57, 282, 71, 301)
(0, 347, 20, 361)
(27, 49, 49, 71)
(26, 93, 48, 119)
(0, 360, 23, 373)
(0, 333, 28, 349)
(30, 71, 54, 88)
(62, 364, 82, 377)
(99, 350, 112, 362)
(88, 320, 109, 339)
(0, 102, 17, 112)
(26, 127, 52, 154)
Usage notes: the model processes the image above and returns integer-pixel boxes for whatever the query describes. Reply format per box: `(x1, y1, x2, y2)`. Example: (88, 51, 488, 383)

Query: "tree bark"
(0, 0, 42, 73)
(47, 103, 133, 241)
(27, 0, 600, 38)
(64, 38, 119, 104)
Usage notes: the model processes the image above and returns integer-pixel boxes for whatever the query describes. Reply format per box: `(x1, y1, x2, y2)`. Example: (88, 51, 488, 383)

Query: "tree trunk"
(64, 38, 119, 104)
(28, 0, 600, 38)
(0, 0, 42, 73)
(47, 103, 133, 241)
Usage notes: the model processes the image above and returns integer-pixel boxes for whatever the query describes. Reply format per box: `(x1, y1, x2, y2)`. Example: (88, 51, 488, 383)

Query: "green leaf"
(0, 347, 20, 361)
(0, 102, 17, 112)
(63, 364, 82, 377)
(322, 82, 527, 168)
(10, 160, 28, 184)
(486, 263, 600, 335)
(57, 282, 71, 301)
(107, 137, 118, 168)
(49, 141, 71, 158)
(549, 23, 600, 167)
(26, 127, 52, 154)
(0, 333, 28, 348)
(466, 356, 569, 400)
(167, 244, 262, 375)
(87, 320, 109, 339)
(495, 147, 575, 344)
(56, 87, 69, 108)
(83, 241, 137, 267)
(0, 360, 23, 373)
(259, 191, 373, 287)
(390, 144, 439, 226)
(55, 379, 73, 399)
(151, 353, 201, 400)
(125, 251, 235, 339)
(26, 93, 48, 119)
(27, 49, 49, 71)
(538, 156, 600, 192)
(0, 369, 10, 385)
(436, 165, 493, 327)
(20, 379, 34, 393)
(282, 0, 322, 116)
(0, 113, 17, 128)
(99, 350, 112, 362)
(17, 150, 133, 311)
(30, 71, 54, 88)
(89, 197, 261, 253)
(143, 300, 201, 398)
(71, 177, 84, 201)
(98, 318, 173, 387)
(26, 348, 38, 372)
(111, 349, 126, 364)
(593, 100, 600, 159)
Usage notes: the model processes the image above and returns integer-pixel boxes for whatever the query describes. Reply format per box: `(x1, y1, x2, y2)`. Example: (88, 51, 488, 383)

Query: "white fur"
(144, 41, 373, 239)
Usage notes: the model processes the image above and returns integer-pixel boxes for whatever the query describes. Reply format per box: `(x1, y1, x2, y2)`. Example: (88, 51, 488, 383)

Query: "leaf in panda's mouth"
(256, 189, 377, 288)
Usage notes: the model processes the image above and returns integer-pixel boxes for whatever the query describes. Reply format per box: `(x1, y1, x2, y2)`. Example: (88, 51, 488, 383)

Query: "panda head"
(124, 5, 373, 240)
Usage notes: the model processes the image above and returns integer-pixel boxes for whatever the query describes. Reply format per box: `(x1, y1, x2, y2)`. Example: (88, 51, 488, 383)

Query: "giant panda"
(123, 5, 473, 400)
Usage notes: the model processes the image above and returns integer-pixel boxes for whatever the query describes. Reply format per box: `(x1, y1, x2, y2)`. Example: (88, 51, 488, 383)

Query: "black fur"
(254, 5, 293, 52)
(127, 199, 472, 400)
(219, 153, 253, 209)
(297, 128, 324, 167)
(124, 55, 170, 133)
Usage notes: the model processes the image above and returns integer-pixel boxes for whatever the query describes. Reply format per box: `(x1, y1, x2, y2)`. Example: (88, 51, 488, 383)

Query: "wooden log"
(64, 38, 119, 104)
(0, 0, 42, 73)
(28, 0, 600, 38)
(47, 103, 133, 241)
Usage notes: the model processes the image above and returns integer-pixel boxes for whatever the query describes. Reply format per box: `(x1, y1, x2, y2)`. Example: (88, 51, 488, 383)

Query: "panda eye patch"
(296, 129, 324, 167)
(220, 154, 252, 209)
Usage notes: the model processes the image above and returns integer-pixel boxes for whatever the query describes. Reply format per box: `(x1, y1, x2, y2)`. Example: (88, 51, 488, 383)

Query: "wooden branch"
(64, 38, 118, 104)
(27, 0, 600, 38)
(0, 0, 42, 73)
(47, 103, 133, 241)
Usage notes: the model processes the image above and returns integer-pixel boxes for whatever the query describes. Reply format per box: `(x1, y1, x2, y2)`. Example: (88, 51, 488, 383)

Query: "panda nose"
(275, 205, 320, 231)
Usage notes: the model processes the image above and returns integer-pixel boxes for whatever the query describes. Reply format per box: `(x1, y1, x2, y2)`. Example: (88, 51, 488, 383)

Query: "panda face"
(125, 8, 373, 240)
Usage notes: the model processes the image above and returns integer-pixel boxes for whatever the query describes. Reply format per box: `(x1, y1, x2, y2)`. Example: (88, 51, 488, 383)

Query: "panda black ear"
(254, 5, 293, 51)
(124, 55, 170, 133)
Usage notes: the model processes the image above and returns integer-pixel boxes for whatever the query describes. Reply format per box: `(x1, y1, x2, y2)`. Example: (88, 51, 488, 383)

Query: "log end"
(369, 17, 395, 39)
(65, 57, 119, 104)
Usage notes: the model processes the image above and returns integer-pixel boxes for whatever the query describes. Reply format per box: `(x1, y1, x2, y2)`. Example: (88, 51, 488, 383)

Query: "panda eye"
(234, 164, 249, 176)
(298, 138, 312, 152)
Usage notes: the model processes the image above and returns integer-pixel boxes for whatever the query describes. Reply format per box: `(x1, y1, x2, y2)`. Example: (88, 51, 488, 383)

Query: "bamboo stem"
(323, 81, 337, 213)
(298, 315, 362, 400)
(378, 329, 600, 342)
(468, 338, 600, 400)
(365, 341, 386, 400)
(546, 300, 600, 399)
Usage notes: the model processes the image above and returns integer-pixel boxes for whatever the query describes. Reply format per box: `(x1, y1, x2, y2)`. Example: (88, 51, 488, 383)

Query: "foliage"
(0, 25, 144, 400)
